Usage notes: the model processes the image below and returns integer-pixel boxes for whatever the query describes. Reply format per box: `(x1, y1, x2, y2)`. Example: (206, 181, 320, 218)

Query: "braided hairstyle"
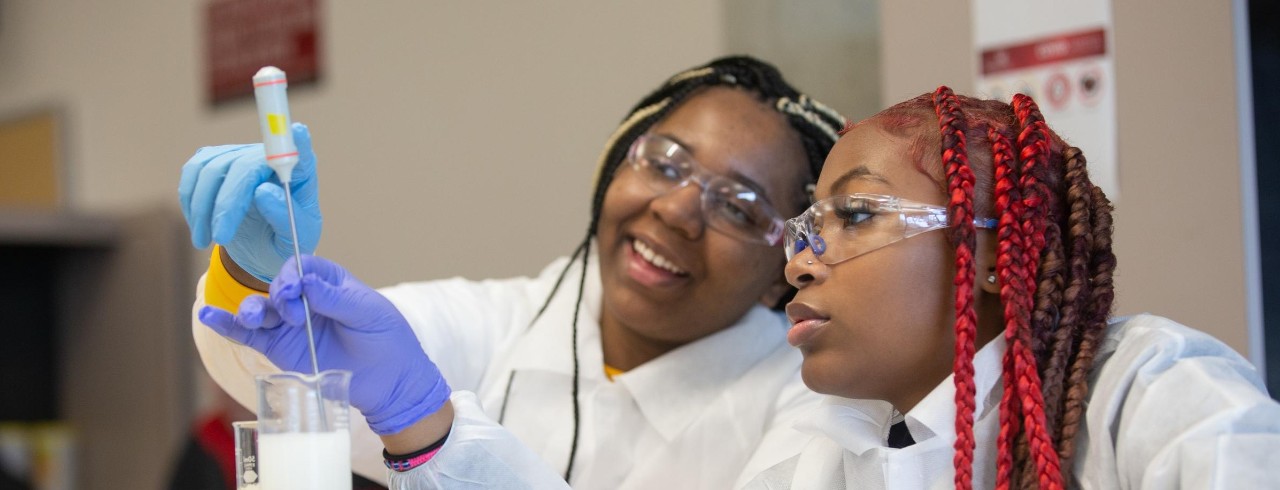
(521, 55, 847, 481)
(873, 87, 1116, 489)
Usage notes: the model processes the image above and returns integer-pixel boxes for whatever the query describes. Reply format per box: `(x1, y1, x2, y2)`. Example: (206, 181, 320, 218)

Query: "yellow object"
(603, 364, 624, 381)
(205, 245, 266, 312)
(267, 113, 287, 135)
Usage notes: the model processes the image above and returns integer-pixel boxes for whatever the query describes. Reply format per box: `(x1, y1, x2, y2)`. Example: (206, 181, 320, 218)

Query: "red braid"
(1010, 94, 1063, 489)
(933, 86, 978, 490)
(988, 120, 1024, 490)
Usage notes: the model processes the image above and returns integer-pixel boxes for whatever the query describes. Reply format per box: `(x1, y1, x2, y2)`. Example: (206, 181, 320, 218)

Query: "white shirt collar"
(802, 335, 1008, 454)
(796, 397, 895, 456)
(903, 335, 1007, 446)
(505, 251, 605, 378)
(617, 306, 790, 440)
(505, 247, 792, 441)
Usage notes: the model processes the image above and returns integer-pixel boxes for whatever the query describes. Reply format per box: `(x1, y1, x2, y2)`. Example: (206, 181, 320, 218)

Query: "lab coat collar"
(505, 247, 793, 441)
(800, 335, 1007, 455)
(903, 335, 1006, 447)
(616, 305, 791, 441)
(796, 397, 895, 456)
(506, 252, 607, 380)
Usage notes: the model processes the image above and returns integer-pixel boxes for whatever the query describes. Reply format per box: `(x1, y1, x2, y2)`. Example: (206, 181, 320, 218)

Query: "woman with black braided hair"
(749, 87, 1280, 489)
(180, 56, 846, 487)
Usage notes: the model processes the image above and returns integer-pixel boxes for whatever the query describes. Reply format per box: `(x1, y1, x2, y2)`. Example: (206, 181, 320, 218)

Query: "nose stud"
(807, 260, 813, 265)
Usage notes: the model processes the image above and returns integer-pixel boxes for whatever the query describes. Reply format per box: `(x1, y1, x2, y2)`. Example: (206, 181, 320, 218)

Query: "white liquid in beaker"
(257, 431, 350, 490)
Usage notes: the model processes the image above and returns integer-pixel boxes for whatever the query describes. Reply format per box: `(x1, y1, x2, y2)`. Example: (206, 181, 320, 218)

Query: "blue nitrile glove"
(197, 255, 450, 436)
(178, 122, 321, 282)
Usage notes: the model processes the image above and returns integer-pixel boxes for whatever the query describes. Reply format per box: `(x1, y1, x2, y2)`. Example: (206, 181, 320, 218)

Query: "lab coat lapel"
(483, 253, 606, 474)
(617, 305, 790, 441)
(504, 253, 605, 378)
(806, 336, 1007, 489)
(798, 397, 894, 456)
(906, 335, 1007, 447)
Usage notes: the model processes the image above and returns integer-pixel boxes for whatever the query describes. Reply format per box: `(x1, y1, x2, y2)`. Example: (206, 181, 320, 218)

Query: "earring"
(807, 260, 813, 265)
(986, 274, 997, 284)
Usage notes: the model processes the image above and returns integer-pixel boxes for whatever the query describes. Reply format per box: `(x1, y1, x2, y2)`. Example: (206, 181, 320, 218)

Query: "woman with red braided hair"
(750, 87, 1280, 489)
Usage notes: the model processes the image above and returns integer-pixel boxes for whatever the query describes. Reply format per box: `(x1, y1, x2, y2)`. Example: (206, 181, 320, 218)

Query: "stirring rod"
(284, 182, 328, 431)
(284, 183, 321, 376)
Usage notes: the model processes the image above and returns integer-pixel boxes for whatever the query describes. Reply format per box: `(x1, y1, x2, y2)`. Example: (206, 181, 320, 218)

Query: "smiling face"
(784, 118, 975, 410)
(595, 86, 808, 369)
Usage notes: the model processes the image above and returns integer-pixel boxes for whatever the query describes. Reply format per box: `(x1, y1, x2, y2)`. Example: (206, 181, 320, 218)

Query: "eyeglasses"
(785, 193, 998, 265)
(622, 134, 786, 245)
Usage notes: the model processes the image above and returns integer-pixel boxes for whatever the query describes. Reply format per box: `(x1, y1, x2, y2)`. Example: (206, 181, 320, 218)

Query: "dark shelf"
(0, 210, 118, 421)
(0, 210, 118, 248)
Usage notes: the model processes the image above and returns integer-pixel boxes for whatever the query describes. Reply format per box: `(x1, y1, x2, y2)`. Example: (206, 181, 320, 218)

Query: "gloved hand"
(178, 123, 322, 282)
(198, 255, 451, 436)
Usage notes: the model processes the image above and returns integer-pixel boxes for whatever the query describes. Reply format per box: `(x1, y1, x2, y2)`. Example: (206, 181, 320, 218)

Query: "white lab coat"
(745, 314, 1280, 489)
(193, 250, 821, 489)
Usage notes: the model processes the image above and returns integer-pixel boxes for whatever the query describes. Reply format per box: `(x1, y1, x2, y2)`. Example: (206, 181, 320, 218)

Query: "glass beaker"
(255, 370, 352, 490)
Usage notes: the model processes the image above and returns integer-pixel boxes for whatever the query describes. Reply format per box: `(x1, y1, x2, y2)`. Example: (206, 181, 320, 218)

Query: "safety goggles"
(785, 193, 998, 265)
(622, 134, 786, 245)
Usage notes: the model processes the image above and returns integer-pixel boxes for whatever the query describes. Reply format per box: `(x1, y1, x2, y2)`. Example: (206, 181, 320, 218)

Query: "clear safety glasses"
(785, 193, 998, 265)
(622, 134, 786, 245)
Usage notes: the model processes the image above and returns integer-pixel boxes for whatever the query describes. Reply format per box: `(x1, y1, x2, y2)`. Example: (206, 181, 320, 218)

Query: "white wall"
(725, 0, 882, 121)
(0, 1, 726, 287)
(880, 1, 1253, 354)
(0, 1, 880, 287)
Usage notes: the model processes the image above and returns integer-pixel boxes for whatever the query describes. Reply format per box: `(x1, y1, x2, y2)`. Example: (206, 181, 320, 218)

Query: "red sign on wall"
(205, 0, 322, 105)
(980, 28, 1106, 76)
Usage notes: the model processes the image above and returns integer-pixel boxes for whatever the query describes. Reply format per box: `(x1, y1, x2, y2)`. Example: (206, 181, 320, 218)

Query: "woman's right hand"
(178, 122, 322, 282)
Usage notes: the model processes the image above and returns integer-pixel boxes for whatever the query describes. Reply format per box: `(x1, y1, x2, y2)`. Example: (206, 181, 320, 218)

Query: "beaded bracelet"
(383, 429, 450, 472)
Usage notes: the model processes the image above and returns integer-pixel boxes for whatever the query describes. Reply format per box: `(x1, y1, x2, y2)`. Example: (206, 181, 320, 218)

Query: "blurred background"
(0, 0, 1273, 488)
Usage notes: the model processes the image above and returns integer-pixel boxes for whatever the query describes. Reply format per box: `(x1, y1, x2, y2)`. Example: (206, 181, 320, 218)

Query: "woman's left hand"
(198, 255, 451, 436)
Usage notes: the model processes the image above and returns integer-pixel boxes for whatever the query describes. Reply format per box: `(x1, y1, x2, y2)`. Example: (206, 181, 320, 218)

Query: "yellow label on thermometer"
(267, 113, 287, 135)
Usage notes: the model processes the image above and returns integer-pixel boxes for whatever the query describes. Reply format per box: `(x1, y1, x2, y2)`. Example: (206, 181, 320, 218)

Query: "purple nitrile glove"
(199, 255, 450, 435)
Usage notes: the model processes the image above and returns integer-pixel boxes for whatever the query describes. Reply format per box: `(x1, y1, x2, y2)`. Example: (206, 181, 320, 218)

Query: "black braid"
(522, 56, 846, 483)
(563, 237, 591, 481)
